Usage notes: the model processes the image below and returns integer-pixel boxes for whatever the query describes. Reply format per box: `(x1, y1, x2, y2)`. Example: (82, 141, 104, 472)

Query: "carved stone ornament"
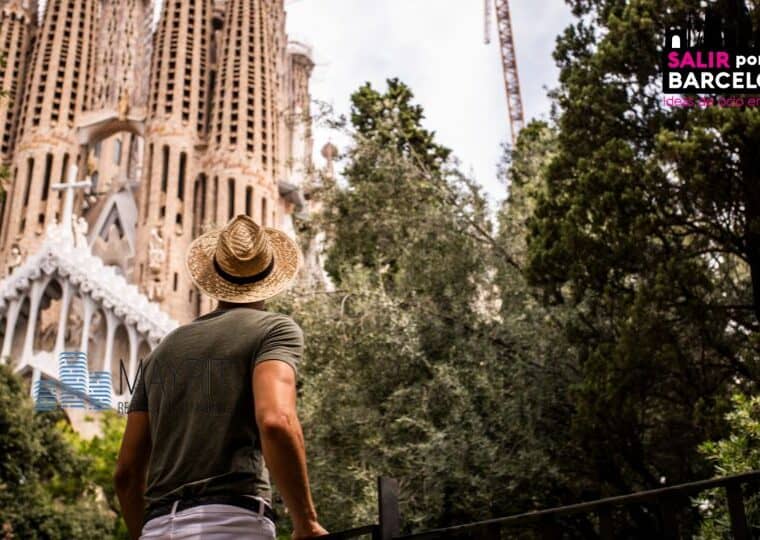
(92, 224, 133, 274)
(118, 89, 131, 120)
(8, 244, 24, 272)
(148, 227, 165, 274)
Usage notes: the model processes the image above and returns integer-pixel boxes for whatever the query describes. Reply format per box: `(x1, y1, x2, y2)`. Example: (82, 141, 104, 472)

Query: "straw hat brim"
(186, 227, 302, 303)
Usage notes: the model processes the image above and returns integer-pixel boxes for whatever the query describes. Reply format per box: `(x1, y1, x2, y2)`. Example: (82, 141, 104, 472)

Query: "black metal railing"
(322, 471, 760, 539)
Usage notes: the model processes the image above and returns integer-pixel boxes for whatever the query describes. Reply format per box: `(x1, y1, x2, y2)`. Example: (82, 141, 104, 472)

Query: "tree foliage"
(281, 79, 539, 532)
(696, 393, 760, 538)
(521, 0, 759, 509)
(0, 365, 113, 539)
(288, 79, 637, 535)
(61, 412, 129, 539)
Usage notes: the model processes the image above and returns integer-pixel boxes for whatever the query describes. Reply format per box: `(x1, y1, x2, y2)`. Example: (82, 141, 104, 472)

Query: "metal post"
(725, 481, 749, 540)
(479, 523, 501, 539)
(659, 496, 680, 540)
(597, 506, 614, 540)
(539, 518, 562, 540)
(378, 477, 401, 540)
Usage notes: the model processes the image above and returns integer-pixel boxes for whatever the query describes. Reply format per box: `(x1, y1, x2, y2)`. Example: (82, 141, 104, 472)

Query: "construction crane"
(484, 0, 525, 144)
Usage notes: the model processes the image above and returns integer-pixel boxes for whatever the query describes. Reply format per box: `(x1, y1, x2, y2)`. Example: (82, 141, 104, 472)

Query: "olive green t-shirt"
(128, 306, 303, 511)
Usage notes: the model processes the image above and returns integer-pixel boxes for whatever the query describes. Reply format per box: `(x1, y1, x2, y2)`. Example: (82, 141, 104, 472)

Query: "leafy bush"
(696, 394, 760, 539)
(0, 364, 114, 539)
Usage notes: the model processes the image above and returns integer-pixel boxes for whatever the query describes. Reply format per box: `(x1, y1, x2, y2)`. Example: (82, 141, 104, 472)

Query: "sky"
(284, 0, 574, 206)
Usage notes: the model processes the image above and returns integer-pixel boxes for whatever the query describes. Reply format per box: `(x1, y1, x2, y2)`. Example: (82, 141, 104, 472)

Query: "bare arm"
(114, 411, 151, 540)
(253, 361, 327, 539)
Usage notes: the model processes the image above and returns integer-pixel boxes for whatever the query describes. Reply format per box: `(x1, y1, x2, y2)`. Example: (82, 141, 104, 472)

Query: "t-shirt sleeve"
(253, 316, 303, 375)
(127, 354, 151, 413)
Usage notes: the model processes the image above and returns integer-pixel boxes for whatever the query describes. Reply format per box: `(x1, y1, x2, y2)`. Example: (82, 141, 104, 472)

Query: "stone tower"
(0, 0, 35, 253)
(1, 0, 99, 259)
(132, 0, 214, 320)
(205, 0, 290, 230)
(282, 41, 314, 187)
(132, 0, 311, 321)
(0, 0, 316, 419)
(0, 0, 37, 162)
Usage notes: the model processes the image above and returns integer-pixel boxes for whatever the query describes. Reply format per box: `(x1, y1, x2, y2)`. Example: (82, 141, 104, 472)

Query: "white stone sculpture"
(73, 216, 89, 248)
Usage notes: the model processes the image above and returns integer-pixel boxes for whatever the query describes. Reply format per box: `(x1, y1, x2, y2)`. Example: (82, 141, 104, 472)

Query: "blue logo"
(88, 370, 113, 411)
(34, 351, 113, 411)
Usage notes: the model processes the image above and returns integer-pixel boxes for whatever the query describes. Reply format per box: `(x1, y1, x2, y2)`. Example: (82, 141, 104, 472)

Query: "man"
(114, 215, 328, 540)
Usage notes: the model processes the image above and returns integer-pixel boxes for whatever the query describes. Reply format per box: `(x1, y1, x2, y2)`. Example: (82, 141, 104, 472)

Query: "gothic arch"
(32, 278, 64, 354)
(111, 323, 130, 395)
(88, 307, 107, 373)
(8, 296, 29, 367)
(63, 293, 85, 350)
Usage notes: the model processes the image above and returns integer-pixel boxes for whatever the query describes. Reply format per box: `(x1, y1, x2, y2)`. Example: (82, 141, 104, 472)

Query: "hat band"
(213, 256, 275, 285)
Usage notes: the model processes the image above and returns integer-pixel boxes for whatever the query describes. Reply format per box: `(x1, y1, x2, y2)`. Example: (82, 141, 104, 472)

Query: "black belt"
(144, 494, 276, 526)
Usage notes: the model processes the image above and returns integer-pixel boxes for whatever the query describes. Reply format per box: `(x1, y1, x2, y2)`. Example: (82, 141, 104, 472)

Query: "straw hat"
(186, 215, 302, 303)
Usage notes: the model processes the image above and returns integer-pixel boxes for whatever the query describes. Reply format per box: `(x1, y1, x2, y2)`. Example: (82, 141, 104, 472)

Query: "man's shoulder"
(156, 309, 300, 349)
(229, 311, 304, 347)
(200, 308, 300, 336)
(242, 310, 301, 336)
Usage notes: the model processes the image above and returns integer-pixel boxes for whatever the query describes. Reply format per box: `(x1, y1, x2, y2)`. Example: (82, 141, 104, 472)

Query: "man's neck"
(216, 300, 266, 311)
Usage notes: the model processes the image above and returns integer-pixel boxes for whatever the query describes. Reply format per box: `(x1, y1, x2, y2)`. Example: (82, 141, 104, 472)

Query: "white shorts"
(140, 502, 276, 540)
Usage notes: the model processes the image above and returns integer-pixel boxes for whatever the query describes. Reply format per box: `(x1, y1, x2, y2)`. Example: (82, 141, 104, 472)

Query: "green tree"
(61, 412, 128, 539)
(290, 79, 532, 532)
(322, 77, 455, 289)
(285, 15, 760, 530)
(497, 121, 558, 266)
(319, 78, 497, 366)
(521, 0, 759, 519)
(0, 365, 113, 539)
(490, 121, 632, 535)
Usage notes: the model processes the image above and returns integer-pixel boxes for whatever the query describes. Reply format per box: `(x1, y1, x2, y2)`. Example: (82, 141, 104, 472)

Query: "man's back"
(129, 307, 303, 510)
(116, 215, 325, 539)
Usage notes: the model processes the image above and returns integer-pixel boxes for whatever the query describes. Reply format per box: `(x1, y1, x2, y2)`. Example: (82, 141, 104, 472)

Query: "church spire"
(0, 0, 99, 262)
(134, 0, 215, 321)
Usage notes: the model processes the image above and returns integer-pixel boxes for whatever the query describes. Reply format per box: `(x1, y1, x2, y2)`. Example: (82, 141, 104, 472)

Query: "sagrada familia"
(0, 0, 329, 426)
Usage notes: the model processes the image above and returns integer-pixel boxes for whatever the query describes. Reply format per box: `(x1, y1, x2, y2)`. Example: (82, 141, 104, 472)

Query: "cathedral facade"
(0, 0, 317, 412)
(0, 0, 315, 322)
